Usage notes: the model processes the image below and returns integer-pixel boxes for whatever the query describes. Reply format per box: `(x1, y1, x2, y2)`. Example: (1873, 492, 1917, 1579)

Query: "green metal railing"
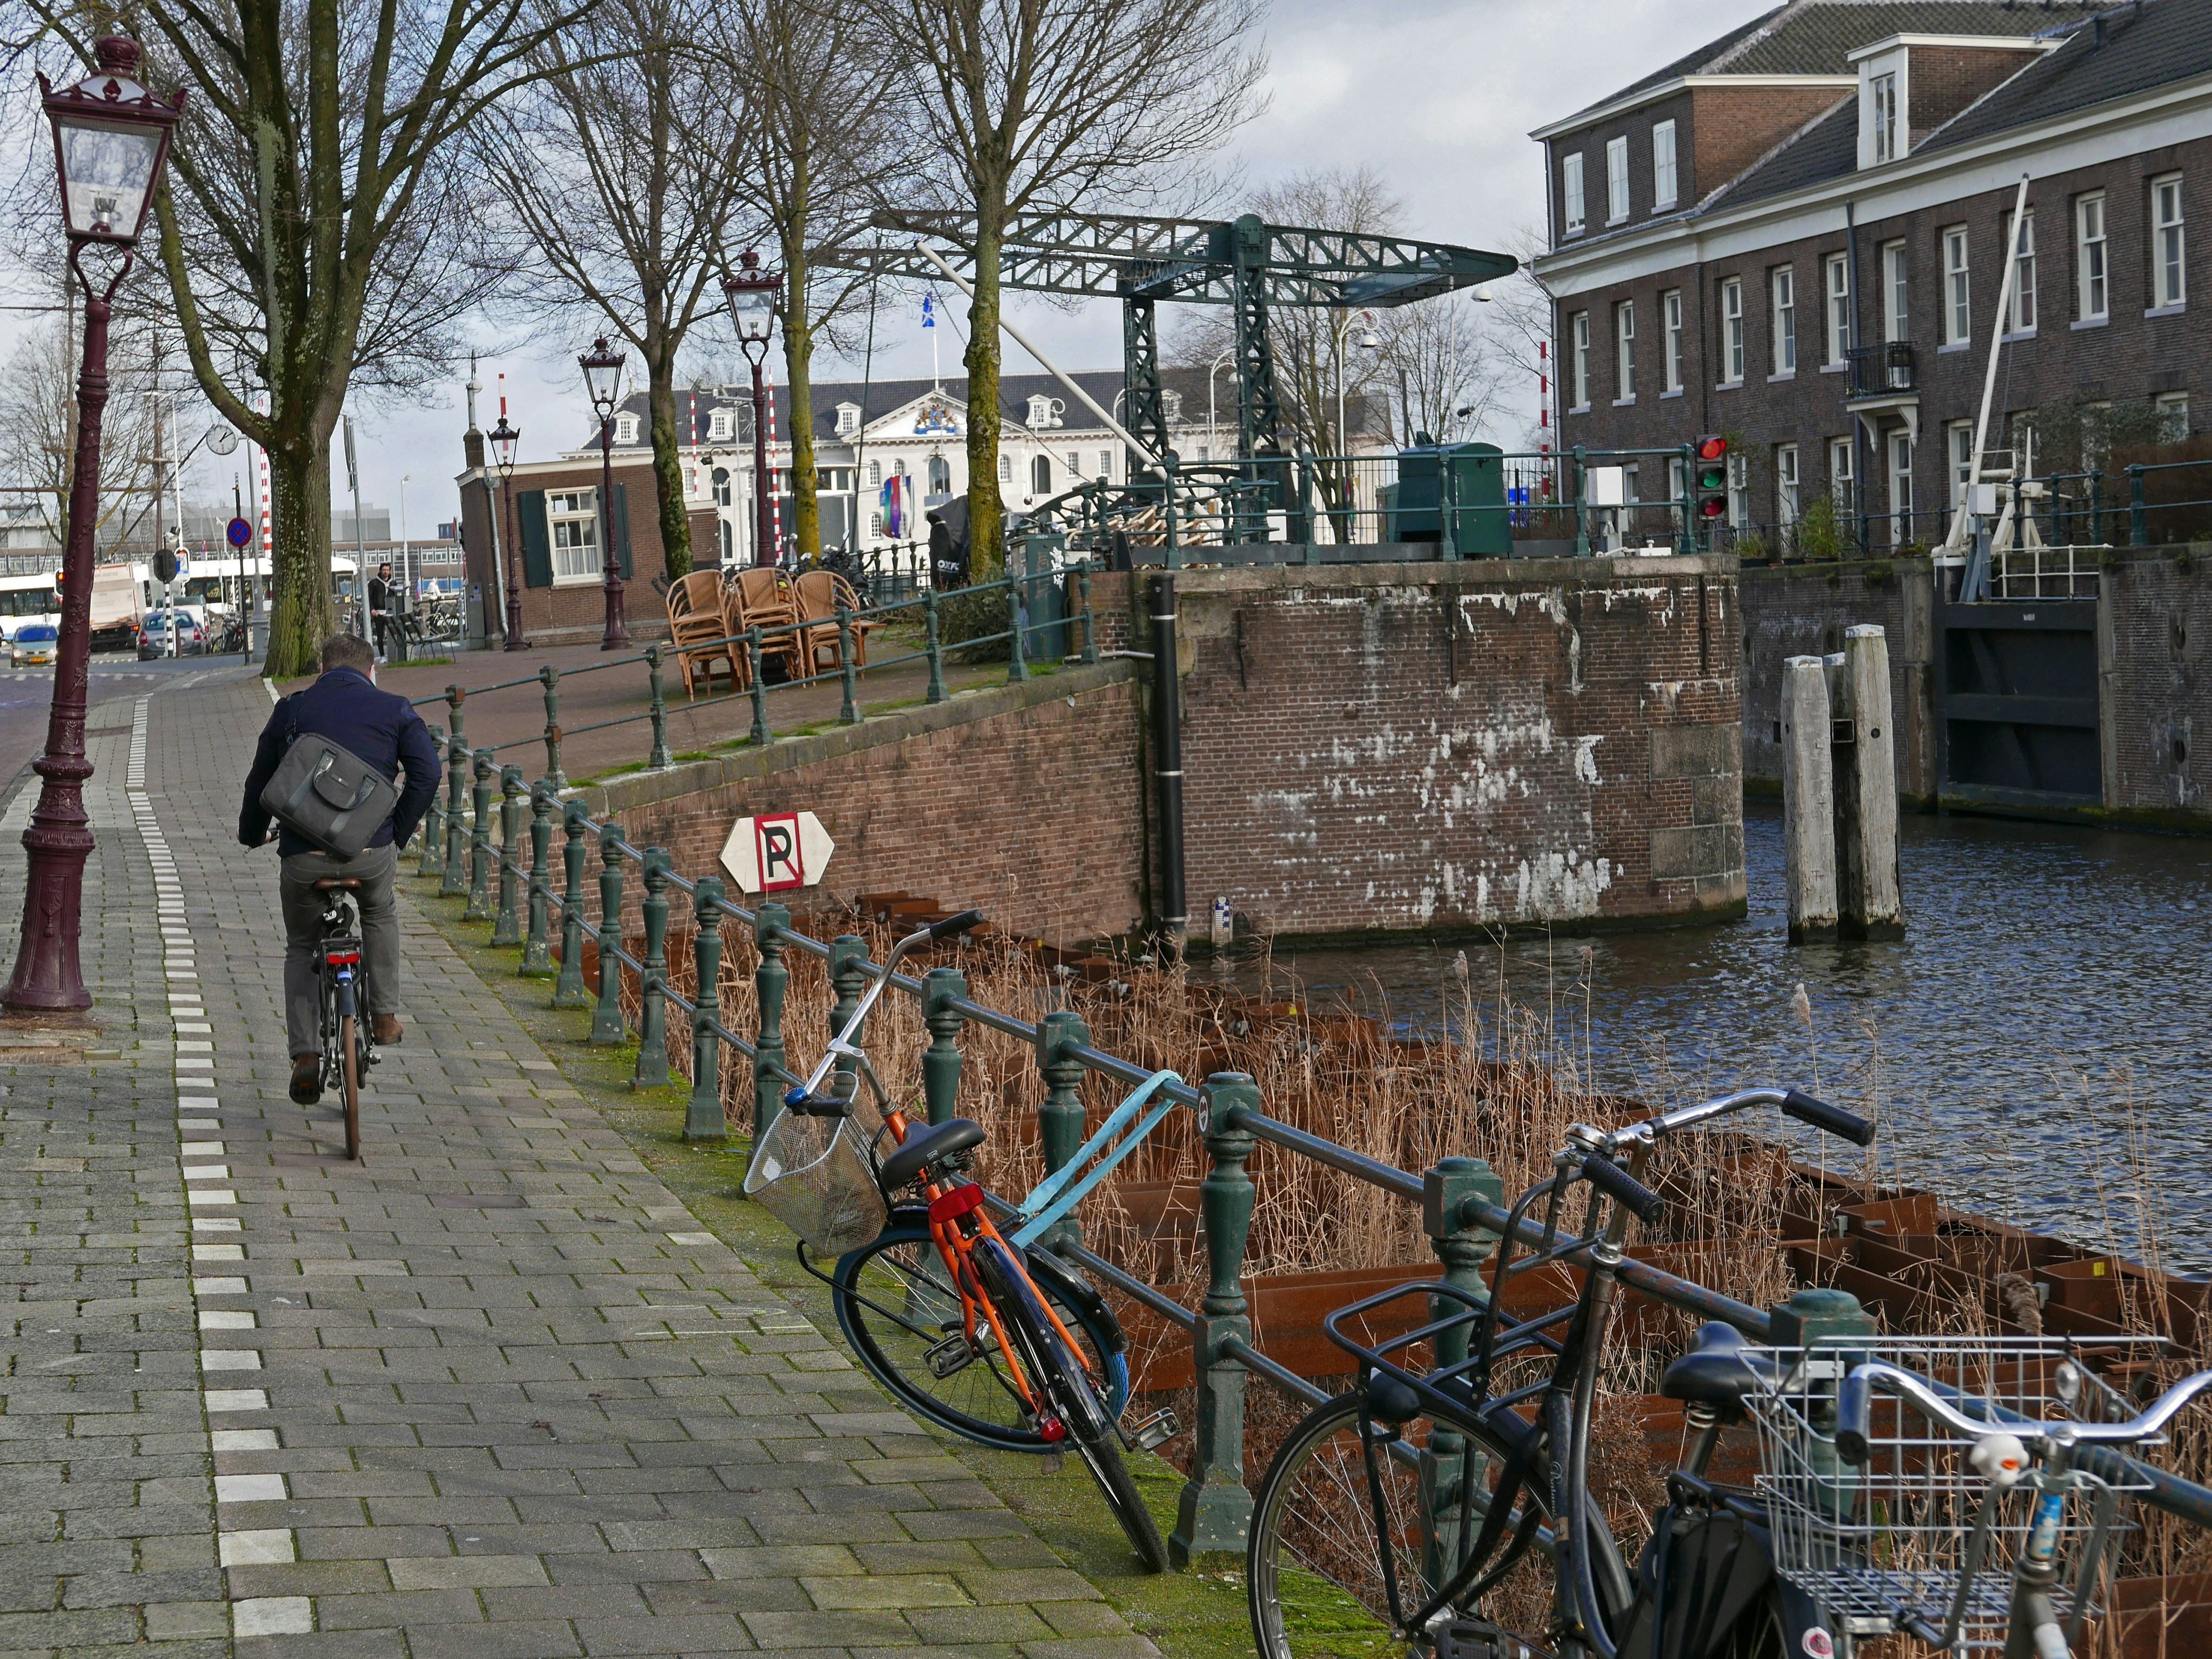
(411, 785, 2212, 1561)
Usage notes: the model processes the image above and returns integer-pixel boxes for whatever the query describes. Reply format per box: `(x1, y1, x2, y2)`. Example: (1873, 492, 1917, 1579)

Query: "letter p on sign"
(719, 811, 835, 894)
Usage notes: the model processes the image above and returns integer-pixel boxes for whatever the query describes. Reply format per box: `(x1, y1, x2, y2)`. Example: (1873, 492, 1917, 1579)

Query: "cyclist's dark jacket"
(238, 665, 441, 855)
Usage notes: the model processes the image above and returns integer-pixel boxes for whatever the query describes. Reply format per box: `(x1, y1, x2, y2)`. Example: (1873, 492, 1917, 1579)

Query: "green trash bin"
(1393, 442, 1511, 557)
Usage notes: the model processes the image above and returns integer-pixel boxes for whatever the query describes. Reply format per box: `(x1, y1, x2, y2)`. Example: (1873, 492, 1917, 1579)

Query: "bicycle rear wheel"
(338, 1011, 361, 1160)
(1248, 1389, 1568, 1659)
(831, 1225, 1128, 1453)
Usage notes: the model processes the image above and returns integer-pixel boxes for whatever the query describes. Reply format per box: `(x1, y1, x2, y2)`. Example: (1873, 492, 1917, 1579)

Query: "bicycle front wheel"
(338, 1011, 361, 1160)
(1249, 1390, 1565, 1659)
(831, 1225, 1128, 1453)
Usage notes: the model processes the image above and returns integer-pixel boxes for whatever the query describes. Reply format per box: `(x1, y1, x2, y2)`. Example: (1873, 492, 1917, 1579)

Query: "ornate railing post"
(590, 821, 627, 1044)
(746, 628, 770, 745)
(1035, 1011, 1090, 1248)
(418, 723, 445, 877)
(440, 727, 469, 896)
(540, 664, 567, 790)
(464, 749, 495, 920)
(1172, 1070, 1259, 1566)
(828, 935, 868, 1096)
(1419, 1155, 1504, 1583)
(923, 589, 947, 704)
(837, 605, 860, 724)
(1006, 576, 1028, 683)
(645, 643, 673, 767)
(2089, 468, 2105, 545)
(521, 782, 555, 975)
(752, 902, 789, 1136)
(1675, 442, 1698, 557)
(492, 764, 525, 945)
(632, 848, 671, 1087)
(685, 878, 727, 1140)
(1078, 564, 1098, 664)
(921, 966, 967, 1126)
(2129, 463, 2149, 546)
(1770, 1287, 1876, 1519)
(551, 802, 591, 1008)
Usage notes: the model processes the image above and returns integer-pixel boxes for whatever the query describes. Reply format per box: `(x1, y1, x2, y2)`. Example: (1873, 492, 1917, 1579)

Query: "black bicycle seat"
(878, 1118, 986, 1191)
(1660, 1322, 1774, 1424)
(313, 877, 362, 891)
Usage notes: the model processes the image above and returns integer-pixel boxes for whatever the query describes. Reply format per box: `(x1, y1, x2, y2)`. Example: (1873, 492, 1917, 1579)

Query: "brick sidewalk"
(0, 671, 1150, 1659)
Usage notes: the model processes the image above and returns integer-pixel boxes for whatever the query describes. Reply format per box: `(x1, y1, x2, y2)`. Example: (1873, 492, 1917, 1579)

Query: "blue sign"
(226, 516, 252, 548)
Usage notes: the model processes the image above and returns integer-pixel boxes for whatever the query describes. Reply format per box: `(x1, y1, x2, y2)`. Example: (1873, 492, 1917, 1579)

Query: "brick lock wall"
(1165, 558, 1745, 941)
(2098, 547, 2209, 819)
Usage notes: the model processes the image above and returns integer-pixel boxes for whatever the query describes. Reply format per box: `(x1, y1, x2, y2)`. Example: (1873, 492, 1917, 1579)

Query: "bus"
(0, 571, 59, 641)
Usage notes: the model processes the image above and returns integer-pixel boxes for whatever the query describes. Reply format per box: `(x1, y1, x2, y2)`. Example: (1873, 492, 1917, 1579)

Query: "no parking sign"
(718, 811, 835, 893)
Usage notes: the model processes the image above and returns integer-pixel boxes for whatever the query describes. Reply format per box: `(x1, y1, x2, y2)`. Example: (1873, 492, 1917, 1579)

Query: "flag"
(921, 292, 936, 330)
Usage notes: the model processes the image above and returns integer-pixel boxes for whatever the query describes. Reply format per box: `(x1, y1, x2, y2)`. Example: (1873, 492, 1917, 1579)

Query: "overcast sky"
(21, 0, 1777, 533)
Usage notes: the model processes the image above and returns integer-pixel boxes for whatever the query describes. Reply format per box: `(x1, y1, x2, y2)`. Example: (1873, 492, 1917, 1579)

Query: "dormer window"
(708, 406, 735, 441)
(1870, 71, 1898, 162)
(1026, 393, 1063, 428)
(614, 412, 640, 445)
(834, 402, 861, 436)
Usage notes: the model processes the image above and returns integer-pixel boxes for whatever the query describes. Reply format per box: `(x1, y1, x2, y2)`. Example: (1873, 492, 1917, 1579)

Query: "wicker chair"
(667, 569, 743, 700)
(791, 569, 875, 675)
(727, 567, 804, 680)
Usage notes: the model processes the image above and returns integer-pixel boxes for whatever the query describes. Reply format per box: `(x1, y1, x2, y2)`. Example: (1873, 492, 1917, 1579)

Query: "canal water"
(1217, 803, 2212, 1272)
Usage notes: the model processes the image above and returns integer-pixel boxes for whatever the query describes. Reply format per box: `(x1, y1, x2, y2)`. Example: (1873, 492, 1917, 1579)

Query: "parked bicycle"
(311, 875, 376, 1160)
(745, 911, 1175, 1572)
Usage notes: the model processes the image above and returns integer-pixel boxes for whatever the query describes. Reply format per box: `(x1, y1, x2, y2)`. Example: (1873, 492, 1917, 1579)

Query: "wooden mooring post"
(1781, 655, 1838, 943)
(1784, 627, 1905, 944)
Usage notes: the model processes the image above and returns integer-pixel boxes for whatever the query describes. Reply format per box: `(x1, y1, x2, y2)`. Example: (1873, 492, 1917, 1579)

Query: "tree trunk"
(783, 232, 821, 564)
(264, 437, 337, 678)
(648, 363, 691, 581)
(962, 207, 1006, 579)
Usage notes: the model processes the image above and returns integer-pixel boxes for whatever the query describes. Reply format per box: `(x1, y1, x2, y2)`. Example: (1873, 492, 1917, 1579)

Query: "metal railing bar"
(1052, 1240, 1198, 1332)
(1228, 1106, 1427, 1202)
(1221, 1333, 1334, 1408)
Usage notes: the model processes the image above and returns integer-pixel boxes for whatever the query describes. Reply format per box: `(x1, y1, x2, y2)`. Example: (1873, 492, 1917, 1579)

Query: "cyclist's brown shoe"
(372, 1014, 403, 1046)
(289, 1053, 321, 1106)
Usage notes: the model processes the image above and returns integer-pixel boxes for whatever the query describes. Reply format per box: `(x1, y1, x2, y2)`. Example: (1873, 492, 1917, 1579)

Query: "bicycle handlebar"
(1602, 1085, 1873, 1153)
(1580, 1151, 1665, 1221)
(929, 909, 985, 941)
(1836, 1360, 2212, 1467)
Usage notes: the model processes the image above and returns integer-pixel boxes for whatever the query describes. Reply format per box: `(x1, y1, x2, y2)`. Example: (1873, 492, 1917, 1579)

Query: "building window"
(1030, 455, 1051, 496)
(1726, 452, 1748, 529)
(1943, 226, 1971, 345)
(1652, 120, 1677, 210)
(1771, 266, 1796, 375)
(1888, 430, 1914, 547)
(547, 490, 600, 582)
(1027, 393, 1062, 428)
(720, 520, 733, 562)
(1949, 420, 1976, 528)
(1824, 252, 1852, 365)
(1570, 311, 1590, 407)
(1563, 152, 1585, 236)
(1829, 436, 1855, 516)
(1884, 240, 1909, 342)
(1606, 135, 1629, 223)
(2004, 208, 2035, 334)
(1777, 444, 1799, 530)
(614, 412, 640, 445)
(1870, 72, 1899, 164)
(1663, 289, 1684, 393)
(835, 403, 861, 436)
(929, 454, 952, 494)
(2156, 391, 2190, 441)
(708, 406, 735, 441)
(869, 512, 883, 538)
(1098, 450, 1113, 479)
(2076, 193, 2108, 321)
(2153, 174, 2186, 309)
(1615, 300, 1636, 401)
(1668, 456, 1687, 527)
(1720, 278, 1744, 383)
(710, 466, 730, 508)
(868, 460, 882, 487)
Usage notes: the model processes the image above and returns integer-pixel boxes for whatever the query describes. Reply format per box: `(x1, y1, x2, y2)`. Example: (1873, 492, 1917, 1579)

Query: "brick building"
(1530, 0, 2212, 552)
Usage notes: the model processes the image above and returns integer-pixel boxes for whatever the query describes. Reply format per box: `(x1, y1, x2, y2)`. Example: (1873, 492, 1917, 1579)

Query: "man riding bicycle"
(238, 633, 439, 1106)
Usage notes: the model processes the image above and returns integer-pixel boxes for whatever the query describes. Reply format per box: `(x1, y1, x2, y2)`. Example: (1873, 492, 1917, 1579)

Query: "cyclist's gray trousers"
(279, 844, 401, 1056)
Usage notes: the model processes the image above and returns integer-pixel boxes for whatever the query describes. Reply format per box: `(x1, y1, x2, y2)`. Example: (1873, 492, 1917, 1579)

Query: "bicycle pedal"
(924, 1333, 977, 1379)
(1126, 1408, 1179, 1452)
(1430, 1619, 1550, 1659)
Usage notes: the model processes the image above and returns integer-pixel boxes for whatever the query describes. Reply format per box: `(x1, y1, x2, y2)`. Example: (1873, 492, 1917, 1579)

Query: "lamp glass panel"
(56, 116, 160, 240)
(582, 360, 622, 406)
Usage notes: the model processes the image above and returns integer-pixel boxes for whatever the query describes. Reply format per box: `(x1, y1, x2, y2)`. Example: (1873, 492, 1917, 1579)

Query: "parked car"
(136, 611, 208, 659)
(10, 623, 58, 667)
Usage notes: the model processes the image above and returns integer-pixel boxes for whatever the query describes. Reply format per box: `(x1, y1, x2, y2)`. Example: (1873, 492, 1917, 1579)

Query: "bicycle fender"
(1026, 1248, 1125, 1357)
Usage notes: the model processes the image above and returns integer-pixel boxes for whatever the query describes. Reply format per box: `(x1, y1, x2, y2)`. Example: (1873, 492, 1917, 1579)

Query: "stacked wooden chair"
(791, 569, 875, 676)
(666, 569, 742, 700)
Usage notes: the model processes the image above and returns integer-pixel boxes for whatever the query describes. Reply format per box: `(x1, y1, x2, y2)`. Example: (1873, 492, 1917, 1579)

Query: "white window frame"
(1829, 436, 1856, 516)
(1615, 300, 1636, 402)
(1870, 71, 1899, 164)
(1662, 289, 1684, 393)
(1943, 226, 1971, 346)
(1823, 253, 1852, 366)
(1888, 430, 1915, 547)
(1777, 444, 1800, 530)
(614, 412, 640, 445)
(835, 402, 862, 436)
(546, 489, 601, 585)
(1883, 240, 1909, 343)
(1652, 120, 1677, 210)
(710, 466, 731, 508)
(1720, 278, 1745, 384)
(1563, 152, 1585, 236)
(2076, 192, 2108, 321)
(1030, 454, 1051, 496)
(2153, 174, 2186, 310)
(868, 460, 882, 487)
(1098, 451, 1113, 479)
(1771, 266, 1796, 376)
(2003, 208, 2036, 336)
(1570, 311, 1591, 408)
(1726, 452, 1748, 529)
(998, 454, 1011, 483)
(708, 406, 735, 441)
(1948, 420, 1976, 531)
(2156, 391, 2190, 442)
(1606, 135, 1630, 224)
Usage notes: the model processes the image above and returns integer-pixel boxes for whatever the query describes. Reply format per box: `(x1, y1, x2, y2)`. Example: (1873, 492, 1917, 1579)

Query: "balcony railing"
(1846, 340, 1916, 398)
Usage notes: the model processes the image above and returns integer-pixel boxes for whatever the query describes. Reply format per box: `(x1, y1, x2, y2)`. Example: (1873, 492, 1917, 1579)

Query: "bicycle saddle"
(1660, 1321, 1774, 1424)
(878, 1118, 986, 1191)
(312, 876, 362, 891)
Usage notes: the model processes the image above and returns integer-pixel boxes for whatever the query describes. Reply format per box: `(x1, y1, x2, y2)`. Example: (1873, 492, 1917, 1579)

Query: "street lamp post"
(489, 413, 526, 650)
(721, 251, 783, 568)
(578, 338, 627, 648)
(6, 36, 181, 1014)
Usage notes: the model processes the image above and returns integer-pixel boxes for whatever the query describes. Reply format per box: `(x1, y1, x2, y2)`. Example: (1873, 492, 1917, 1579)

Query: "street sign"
(719, 811, 834, 894)
(226, 517, 252, 548)
(152, 548, 177, 583)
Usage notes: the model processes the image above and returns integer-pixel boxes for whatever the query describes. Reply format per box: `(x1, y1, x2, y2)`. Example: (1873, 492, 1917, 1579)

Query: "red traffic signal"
(1691, 436, 1731, 526)
(1695, 435, 1727, 462)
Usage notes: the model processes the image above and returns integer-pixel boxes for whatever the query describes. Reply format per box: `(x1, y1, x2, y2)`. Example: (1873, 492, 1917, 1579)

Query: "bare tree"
(486, 0, 755, 581)
(4, 0, 600, 674)
(0, 317, 162, 556)
(863, 0, 1266, 572)
(1381, 293, 1504, 447)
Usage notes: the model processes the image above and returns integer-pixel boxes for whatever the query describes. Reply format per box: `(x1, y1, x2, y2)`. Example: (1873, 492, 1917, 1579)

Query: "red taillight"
(324, 950, 360, 966)
(1038, 1416, 1068, 1444)
(928, 1183, 986, 1224)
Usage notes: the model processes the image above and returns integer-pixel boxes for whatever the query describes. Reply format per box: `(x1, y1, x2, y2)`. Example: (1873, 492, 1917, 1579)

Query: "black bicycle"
(311, 875, 375, 1160)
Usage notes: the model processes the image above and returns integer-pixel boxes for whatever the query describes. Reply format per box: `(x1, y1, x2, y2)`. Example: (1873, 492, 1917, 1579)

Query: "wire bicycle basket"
(742, 1085, 889, 1257)
(1743, 1335, 2162, 1650)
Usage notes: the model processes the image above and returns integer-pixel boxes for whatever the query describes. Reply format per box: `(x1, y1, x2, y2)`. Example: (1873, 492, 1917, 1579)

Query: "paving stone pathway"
(1, 671, 1148, 1659)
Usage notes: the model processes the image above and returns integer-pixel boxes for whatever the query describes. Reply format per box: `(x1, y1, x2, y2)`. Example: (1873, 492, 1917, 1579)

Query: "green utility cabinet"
(1388, 442, 1510, 556)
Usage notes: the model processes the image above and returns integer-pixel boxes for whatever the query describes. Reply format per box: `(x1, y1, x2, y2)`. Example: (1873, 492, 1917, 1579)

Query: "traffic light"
(1692, 436, 1730, 526)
